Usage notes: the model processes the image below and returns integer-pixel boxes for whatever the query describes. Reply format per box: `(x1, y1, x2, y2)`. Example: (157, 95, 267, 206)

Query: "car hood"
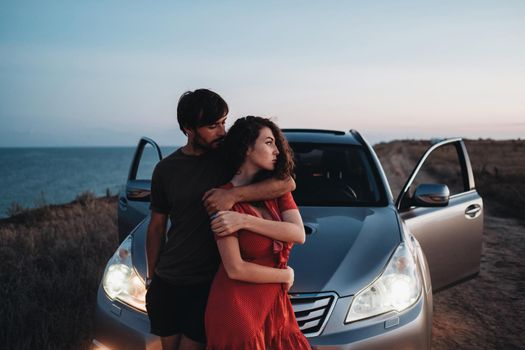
(131, 206, 401, 297)
(288, 206, 400, 297)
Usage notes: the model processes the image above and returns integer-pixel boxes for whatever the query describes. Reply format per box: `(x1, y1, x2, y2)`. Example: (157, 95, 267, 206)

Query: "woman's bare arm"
(216, 235, 294, 286)
(212, 209, 306, 244)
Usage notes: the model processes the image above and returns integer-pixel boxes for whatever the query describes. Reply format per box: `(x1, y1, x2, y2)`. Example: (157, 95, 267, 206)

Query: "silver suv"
(92, 129, 483, 350)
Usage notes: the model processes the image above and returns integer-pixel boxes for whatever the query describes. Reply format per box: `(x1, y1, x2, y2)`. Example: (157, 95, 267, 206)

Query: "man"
(145, 89, 295, 350)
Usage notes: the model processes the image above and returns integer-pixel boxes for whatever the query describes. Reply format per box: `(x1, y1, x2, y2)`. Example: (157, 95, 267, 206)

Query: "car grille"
(290, 293, 337, 337)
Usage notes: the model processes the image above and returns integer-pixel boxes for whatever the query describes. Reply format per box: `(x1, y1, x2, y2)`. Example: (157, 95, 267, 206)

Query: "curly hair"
(223, 116, 294, 181)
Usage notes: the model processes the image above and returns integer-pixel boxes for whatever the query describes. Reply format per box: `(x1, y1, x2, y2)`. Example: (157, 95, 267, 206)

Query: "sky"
(1, 0, 524, 146)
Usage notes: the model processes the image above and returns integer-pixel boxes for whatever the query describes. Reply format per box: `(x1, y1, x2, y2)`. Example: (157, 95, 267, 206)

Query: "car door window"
(409, 143, 466, 197)
(135, 143, 161, 180)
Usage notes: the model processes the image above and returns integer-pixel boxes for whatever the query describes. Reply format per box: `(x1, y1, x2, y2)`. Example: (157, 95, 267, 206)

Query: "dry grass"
(0, 192, 118, 350)
(463, 139, 525, 219)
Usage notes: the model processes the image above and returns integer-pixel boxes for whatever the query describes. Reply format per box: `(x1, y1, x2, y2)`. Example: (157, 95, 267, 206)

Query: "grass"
(0, 192, 119, 350)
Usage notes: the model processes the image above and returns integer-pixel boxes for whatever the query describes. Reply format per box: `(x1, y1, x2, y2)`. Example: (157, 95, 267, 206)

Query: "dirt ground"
(431, 207, 525, 349)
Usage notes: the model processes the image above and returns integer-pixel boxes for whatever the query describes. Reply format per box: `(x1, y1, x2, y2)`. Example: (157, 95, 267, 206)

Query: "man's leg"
(160, 334, 181, 350)
(147, 276, 184, 349)
(179, 282, 212, 350)
(178, 335, 205, 350)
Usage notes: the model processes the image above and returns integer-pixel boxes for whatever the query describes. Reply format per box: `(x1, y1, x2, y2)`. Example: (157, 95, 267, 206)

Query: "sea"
(0, 146, 178, 219)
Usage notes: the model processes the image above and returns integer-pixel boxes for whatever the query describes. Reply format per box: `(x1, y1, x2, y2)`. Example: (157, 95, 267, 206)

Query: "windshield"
(290, 143, 386, 206)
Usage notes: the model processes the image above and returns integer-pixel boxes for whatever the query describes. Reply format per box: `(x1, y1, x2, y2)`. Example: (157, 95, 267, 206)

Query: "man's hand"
(203, 188, 237, 214)
(211, 211, 247, 237)
(285, 266, 294, 291)
(146, 211, 168, 282)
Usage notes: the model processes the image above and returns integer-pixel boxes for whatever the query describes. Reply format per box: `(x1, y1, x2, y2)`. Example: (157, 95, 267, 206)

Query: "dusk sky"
(1, 0, 524, 146)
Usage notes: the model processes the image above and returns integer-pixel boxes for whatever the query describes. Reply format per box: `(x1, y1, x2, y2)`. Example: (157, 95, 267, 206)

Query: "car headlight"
(345, 242, 422, 323)
(102, 235, 147, 312)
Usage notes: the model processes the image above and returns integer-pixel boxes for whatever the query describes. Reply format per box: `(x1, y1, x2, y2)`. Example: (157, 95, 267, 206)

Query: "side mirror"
(412, 184, 450, 207)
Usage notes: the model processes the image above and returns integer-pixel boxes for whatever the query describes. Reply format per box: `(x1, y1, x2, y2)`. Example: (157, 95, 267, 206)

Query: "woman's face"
(246, 126, 280, 171)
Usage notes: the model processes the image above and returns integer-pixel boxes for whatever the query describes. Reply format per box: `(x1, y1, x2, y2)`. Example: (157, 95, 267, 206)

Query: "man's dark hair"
(223, 116, 295, 181)
(177, 89, 229, 135)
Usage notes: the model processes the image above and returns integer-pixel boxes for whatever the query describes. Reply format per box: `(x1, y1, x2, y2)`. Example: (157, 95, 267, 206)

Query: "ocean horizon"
(0, 146, 177, 219)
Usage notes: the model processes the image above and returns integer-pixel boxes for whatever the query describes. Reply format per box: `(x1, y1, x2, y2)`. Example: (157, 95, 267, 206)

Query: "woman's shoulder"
(276, 192, 298, 212)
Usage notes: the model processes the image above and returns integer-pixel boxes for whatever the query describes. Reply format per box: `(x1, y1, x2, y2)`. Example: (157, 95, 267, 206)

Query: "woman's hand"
(211, 211, 248, 237)
(285, 266, 294, 291)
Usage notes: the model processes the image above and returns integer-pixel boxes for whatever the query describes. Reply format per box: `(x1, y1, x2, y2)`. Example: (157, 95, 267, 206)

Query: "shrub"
(74, 191, 97, 206)
(5, 201, 31, 217)
(0, 195, 119, 349)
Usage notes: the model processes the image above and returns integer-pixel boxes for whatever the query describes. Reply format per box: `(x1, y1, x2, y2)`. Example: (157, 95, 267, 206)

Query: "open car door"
(396, 138, 483, 291)
(118, 137, 163, 242)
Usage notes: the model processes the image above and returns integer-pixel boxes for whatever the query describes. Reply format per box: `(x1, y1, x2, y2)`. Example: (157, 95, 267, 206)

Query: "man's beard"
(192, 132, 223, 152)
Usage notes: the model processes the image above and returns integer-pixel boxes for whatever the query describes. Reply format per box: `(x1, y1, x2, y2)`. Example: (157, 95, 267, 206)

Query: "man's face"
(191, 116, 227, 151)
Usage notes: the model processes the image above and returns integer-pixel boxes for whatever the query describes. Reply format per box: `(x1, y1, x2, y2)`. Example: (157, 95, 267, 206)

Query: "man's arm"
(211, 209, 305, 244)
(146, 211, 168, 280)
(203, 177, 296, 214)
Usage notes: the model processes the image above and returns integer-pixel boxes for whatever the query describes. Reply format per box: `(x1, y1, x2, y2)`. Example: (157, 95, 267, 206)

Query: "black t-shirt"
(150, 148, 232, 285)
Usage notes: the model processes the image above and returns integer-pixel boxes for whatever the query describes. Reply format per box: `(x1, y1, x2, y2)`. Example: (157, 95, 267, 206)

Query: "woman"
(205, 116, 311, 350)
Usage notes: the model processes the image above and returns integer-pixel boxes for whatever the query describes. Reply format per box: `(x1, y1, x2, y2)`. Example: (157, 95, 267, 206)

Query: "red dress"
(205, 187, 311, 350)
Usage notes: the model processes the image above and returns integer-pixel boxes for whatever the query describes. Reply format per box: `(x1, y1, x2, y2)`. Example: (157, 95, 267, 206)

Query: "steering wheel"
(331, 182, 358, 200)
(342, 184, 358, 200)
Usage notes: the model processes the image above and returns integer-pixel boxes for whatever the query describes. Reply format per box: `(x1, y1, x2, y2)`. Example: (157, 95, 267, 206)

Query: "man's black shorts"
(145, 274, 212, 343)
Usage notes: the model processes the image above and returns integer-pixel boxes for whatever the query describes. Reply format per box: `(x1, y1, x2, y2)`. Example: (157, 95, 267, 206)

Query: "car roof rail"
(349, 129, 365, 145)
(430, 137, 463, 145)
(282, 128, 346, 135)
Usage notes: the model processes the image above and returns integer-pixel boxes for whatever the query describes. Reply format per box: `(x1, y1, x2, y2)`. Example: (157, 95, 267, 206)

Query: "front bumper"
(309, 290, 432, 350)
(92, 285, 161, 350)
(92, 283, 432, 350)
